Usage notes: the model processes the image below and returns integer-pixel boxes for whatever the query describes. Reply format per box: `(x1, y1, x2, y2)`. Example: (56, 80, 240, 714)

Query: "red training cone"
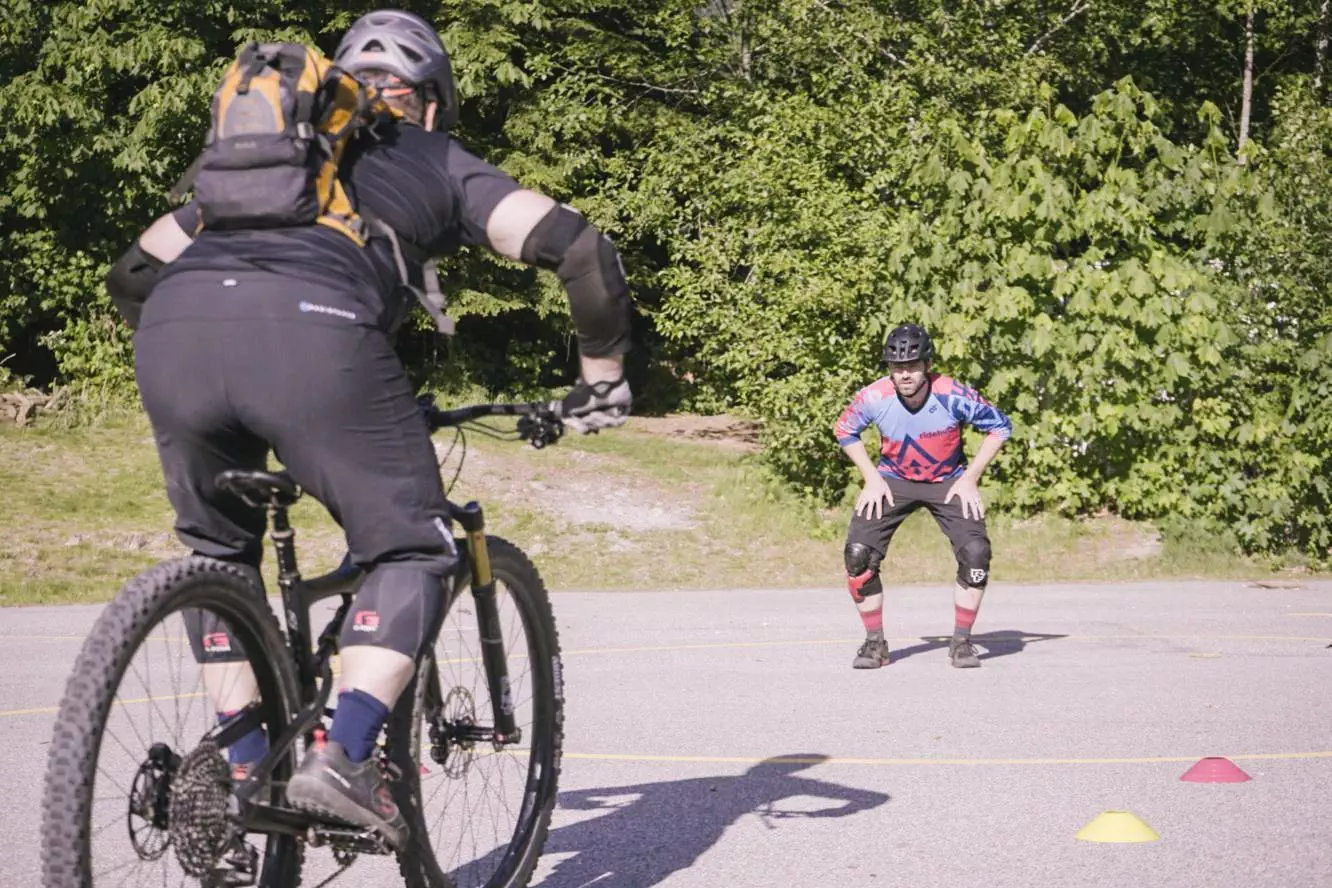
(1180, 756, 1251, 783)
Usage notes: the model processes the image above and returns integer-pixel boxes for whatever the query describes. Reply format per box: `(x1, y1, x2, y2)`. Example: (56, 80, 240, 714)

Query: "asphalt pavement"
(2, 578, 1330, 887)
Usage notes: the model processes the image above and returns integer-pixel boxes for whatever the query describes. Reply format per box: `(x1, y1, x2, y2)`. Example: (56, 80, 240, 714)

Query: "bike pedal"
(208, 843, 258, 887)
(309, 824, 391, 855)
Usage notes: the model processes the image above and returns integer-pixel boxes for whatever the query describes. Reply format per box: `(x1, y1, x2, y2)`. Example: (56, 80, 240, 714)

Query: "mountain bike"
(41, 396, 569, 888)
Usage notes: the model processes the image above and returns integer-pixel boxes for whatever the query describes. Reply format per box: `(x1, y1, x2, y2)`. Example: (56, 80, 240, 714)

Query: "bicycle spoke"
(160, 622, 184, 744)
(401, 543, 559, 888)
(128, 659, 176, 750)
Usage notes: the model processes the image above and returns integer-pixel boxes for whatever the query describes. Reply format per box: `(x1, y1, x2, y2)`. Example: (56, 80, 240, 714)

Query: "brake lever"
(517, 407, 564, 449)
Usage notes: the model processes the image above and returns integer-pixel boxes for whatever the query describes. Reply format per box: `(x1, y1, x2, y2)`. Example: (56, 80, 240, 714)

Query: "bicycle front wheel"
(388, 535, 564, 888)
(41, 556, 303, 888)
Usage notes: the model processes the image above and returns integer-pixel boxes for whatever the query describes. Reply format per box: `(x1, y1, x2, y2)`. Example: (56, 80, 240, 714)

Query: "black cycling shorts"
(133, 271, 455, 574)
(845, 475, 990, 571)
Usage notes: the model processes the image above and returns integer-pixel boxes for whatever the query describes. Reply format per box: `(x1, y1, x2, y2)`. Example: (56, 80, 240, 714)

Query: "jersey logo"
(894, 433, 952, 466)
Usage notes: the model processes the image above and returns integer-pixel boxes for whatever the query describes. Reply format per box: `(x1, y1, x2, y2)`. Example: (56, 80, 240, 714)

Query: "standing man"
(832, 324, 1012, 669)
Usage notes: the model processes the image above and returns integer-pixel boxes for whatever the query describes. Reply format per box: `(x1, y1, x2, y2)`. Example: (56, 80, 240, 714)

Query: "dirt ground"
(621, 413, 763, 452)
(30, 415, 770, 582)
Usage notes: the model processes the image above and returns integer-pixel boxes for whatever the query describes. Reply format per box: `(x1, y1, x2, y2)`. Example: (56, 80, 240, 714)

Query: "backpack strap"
(236, 51, 268, 94)
(360, 208, 456, 336)
(169, 155, 206, 203)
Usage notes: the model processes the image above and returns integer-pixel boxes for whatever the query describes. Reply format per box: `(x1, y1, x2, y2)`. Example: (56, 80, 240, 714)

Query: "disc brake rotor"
(435, 686, 478, 779)
(127, 744, 178, 861)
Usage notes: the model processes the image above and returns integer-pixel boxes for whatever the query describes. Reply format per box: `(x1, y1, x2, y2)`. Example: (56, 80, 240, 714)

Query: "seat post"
(268, 503, 301, 589)
(267, 500, 323, 695)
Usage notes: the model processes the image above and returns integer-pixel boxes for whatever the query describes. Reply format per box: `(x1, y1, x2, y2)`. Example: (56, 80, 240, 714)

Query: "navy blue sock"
(328, 689, 390, 762)
(218, 711, 268, 767)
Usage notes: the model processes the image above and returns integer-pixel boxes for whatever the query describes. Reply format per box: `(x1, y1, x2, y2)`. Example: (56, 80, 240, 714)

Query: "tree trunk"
(1239, 4, 1255, 159)
(713, 0, 751, 81)
(1316, 0, 1329, 97)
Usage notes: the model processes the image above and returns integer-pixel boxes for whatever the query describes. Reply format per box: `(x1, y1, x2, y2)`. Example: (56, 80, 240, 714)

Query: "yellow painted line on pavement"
(0, 634, 183, 642)
(1289, 612, 1332, 617)
(2, 632, 1324, 719)
(0, 705, 59, 717)
(561, 750, 1332, 767)
(0, 691, 204, 719)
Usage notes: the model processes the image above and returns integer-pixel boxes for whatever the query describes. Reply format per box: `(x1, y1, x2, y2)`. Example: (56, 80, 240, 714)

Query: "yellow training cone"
(1075, 810, 1161, 843)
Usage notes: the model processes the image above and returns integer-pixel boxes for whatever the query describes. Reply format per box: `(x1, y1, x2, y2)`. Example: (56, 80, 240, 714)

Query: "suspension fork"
(452, 501, 518, 741)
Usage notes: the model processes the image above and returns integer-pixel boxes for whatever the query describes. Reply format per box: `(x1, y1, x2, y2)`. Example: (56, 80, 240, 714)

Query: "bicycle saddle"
(216, 469, 302, 508)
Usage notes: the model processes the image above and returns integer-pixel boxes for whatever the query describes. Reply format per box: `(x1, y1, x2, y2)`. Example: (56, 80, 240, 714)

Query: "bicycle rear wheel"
(42, 557, 303, 888)
(388, 536, 564, 888)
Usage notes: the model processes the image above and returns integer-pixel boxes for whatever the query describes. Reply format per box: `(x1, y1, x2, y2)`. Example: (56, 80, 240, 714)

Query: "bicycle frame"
(209, 397, 560, 846)
(214, 494, 516, 822)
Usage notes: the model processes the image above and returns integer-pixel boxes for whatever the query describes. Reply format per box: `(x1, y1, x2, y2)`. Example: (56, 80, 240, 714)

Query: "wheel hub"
(430, 686, 479, 779)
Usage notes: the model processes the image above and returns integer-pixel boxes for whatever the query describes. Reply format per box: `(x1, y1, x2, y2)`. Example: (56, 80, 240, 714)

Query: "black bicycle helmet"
(333, 9, 459, 131)
(881, 323, 934, 365)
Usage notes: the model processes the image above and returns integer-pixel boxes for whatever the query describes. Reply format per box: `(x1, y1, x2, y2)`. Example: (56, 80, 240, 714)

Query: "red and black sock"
(953, 604, 978, 638)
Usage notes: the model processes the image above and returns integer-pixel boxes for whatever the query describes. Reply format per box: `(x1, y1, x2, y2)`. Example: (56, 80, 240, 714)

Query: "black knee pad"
(183, 607, 253, 663)
(956, 538, 992, 588)
(339, 562, 453, 659)
(844, 542, 884, 603)
(182, 561, 265, 664)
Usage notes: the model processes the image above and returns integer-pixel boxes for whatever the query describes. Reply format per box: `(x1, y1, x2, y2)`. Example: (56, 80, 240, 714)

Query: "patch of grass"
(459, 422, 1287, 592)
(0, 409, 1316, 606)
(0, 545, 162, 605)
(0, 415, 349, 603)
(2, 417, 165, 523)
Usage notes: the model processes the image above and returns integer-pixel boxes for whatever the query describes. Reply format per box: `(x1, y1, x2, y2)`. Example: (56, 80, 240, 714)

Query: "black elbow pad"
(106, 240, 164, 330)
(520, 205, 632, 357)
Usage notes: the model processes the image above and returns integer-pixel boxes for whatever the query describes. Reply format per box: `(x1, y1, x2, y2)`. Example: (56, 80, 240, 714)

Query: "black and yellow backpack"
(171, 41, 455, 333)
(171, 42, 388, 244)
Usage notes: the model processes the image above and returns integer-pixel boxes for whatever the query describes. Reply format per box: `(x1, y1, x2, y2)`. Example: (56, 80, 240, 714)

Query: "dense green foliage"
(2, 1, 1329, 562)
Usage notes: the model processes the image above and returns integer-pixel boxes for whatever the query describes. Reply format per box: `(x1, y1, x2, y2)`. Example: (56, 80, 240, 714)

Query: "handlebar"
(418, 394, 566, 449)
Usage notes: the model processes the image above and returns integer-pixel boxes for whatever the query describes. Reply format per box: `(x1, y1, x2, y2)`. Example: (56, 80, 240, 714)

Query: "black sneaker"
(948, 635, 981, 668)
(285, 740, 408, 849)
(852, 636, 891, 669)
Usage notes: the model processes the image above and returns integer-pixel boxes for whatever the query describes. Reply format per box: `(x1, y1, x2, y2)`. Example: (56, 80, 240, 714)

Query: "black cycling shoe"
(852, 636, 891, 669)
(285, 740, 408, 849)
(948, 635, 981, 668)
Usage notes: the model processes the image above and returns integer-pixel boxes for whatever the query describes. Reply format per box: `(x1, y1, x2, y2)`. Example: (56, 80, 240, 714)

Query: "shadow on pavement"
(522, 753, 891, 887)
(888, 629, 1069, 663)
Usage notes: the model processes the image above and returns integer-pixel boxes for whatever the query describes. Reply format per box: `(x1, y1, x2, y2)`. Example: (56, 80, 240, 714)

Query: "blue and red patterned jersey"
(833, 374, 1012, 483)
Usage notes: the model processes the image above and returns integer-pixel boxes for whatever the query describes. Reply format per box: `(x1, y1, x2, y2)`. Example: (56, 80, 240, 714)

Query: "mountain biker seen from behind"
(106, 9, 634, 848)
(832, 324, 1012, 671)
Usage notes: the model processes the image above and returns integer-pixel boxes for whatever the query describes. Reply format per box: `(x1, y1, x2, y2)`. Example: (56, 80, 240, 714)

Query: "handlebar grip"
(422, 399, 561, 433)
(426, 405, 483, 430)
